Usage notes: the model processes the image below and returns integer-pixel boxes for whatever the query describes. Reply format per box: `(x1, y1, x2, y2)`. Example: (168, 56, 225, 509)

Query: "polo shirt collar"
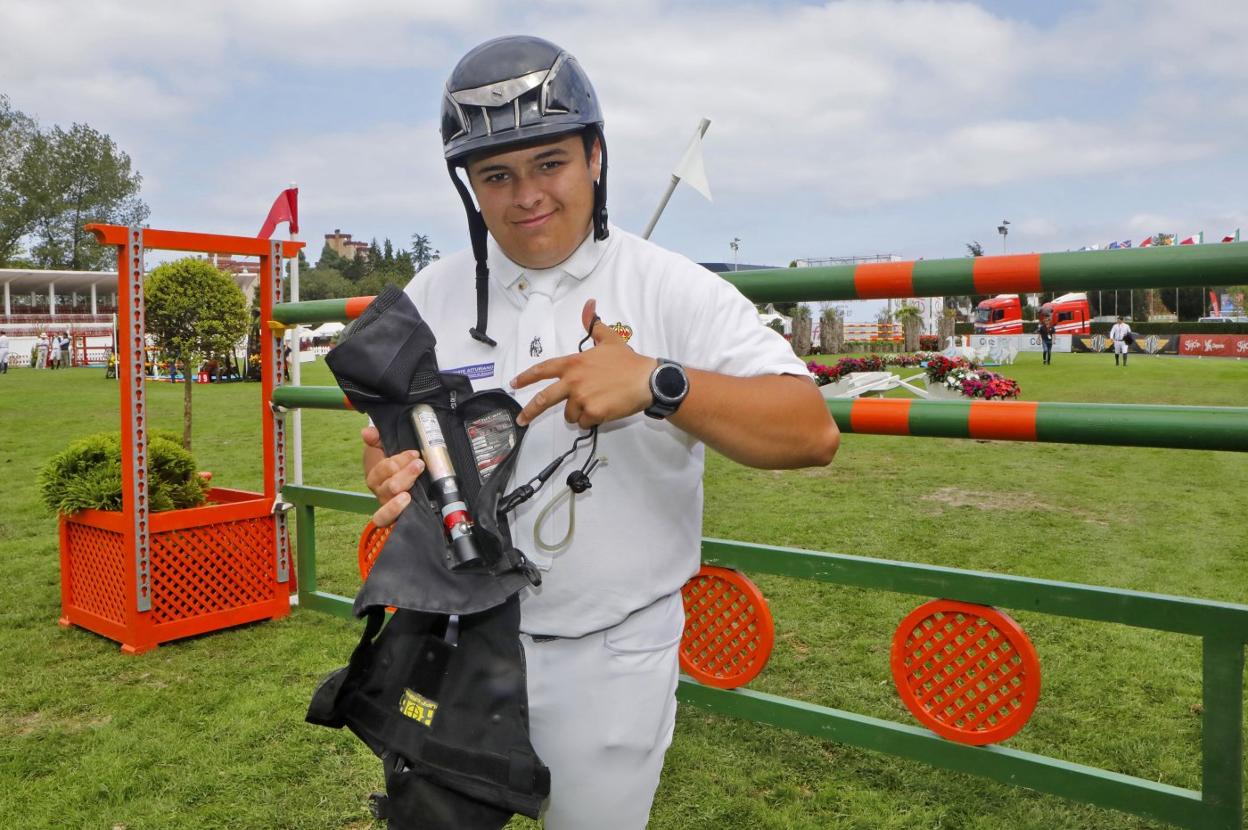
(487, 226, 613, 293)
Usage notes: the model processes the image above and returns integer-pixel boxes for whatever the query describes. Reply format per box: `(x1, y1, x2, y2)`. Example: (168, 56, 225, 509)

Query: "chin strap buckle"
(469, 327, 497, 347)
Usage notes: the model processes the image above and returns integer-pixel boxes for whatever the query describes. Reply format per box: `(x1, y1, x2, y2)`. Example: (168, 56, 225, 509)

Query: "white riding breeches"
(521, 591, 684, 829)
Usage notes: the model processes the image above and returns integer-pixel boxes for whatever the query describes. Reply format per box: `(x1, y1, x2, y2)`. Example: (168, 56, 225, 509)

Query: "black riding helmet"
(441, 35, 609, 346)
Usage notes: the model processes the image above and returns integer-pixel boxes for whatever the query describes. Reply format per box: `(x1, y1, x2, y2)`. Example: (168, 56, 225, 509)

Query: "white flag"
(674, 120, 712, 201)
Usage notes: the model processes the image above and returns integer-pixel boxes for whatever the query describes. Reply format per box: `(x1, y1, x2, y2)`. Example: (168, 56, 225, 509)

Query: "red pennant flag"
(258, 188, 299, 238)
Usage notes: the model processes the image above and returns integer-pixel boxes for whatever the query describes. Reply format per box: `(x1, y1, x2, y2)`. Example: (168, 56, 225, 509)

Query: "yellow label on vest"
(399, 688, 438, 727)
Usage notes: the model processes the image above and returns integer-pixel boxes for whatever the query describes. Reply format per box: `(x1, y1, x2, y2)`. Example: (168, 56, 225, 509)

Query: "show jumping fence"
(267, 242, 1248, 829)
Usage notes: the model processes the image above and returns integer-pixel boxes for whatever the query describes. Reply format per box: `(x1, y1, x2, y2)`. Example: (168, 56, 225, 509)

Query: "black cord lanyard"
(497, 316, 604, 515)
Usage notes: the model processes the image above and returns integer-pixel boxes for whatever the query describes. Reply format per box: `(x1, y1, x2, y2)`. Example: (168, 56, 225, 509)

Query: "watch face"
(654, 364, 687, 400)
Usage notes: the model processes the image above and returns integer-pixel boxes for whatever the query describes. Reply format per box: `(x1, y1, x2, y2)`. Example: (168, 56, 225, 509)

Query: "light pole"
(730, 237, 741, 271)
(997, 219, 1010, 254)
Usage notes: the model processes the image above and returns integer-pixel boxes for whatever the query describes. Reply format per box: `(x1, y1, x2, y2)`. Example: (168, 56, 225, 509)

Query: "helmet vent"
(451, 69, 548, 108)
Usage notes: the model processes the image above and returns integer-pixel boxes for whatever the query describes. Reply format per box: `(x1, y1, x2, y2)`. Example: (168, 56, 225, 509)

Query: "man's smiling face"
(466, 132, 601, 270)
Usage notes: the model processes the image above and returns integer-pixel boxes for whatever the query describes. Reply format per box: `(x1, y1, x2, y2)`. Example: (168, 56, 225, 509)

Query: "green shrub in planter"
(39, 431, 209, 515)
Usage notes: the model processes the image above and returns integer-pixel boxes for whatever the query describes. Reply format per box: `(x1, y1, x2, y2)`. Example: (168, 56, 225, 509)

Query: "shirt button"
(518, 280, 528, 291)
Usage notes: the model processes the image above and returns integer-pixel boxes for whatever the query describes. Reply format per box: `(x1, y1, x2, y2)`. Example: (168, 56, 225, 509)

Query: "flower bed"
(923, 355, 1021, 399)
(807, 352, 939, 385)
(941, 367, 1021, 399)
(809, 352, 1021, 400)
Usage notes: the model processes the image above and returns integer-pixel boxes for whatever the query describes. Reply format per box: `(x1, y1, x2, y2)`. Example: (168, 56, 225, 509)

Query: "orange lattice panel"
(890, 599, 1041, 746)
(64, 524, 127, 625)
(679, 565, 775, 689)
(150, 517, 274, 624)
(357, 521, 393, 582)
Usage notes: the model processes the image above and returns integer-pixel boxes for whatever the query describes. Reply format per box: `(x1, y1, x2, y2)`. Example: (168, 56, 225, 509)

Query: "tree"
(367, 238, 382, 271)
(894, 304, 922, 351)
(819, 306, 844, 354)
(19, 122, 148, 270)
(145, 258, 248, 450)
(411, 233, 435, 271)
(358, 267, 414, 297)
(946, 241, 987, 319)
(0, 96, 40, 266)
(341, 248, 369, 282)
(297, 267, 354, 301)
(790, 305, 813, 356)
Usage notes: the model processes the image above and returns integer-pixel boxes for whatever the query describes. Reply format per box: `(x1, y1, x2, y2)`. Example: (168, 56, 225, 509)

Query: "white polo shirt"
(404, 225, 806, 637)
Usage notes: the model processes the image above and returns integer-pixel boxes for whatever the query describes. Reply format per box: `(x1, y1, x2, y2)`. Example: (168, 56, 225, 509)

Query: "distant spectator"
(36, 335, 49, 370)
(1109, 316, 1132, 367)
(1036, 316, 1053, 366)
(60, 331, 72, 368)
(0, 330, 8, 374)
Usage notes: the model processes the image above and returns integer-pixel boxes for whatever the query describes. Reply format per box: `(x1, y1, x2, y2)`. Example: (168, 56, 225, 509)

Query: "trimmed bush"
(39, 431, 208, 515)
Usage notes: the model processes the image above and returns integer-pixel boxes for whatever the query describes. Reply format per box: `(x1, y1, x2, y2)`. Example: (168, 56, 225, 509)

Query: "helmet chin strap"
(592, 125, 609, 242)
(449, 163, 498, 347)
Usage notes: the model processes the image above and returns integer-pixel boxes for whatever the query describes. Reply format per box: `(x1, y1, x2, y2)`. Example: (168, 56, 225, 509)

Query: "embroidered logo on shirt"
(609, 322, 633, 343)
(530, 337, 543, 357)
(446, 362, 495, 380)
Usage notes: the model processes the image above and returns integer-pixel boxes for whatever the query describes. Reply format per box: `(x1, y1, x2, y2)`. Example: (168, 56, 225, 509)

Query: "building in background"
(0, 266, 259, 367)
(324, 229, 370, 261)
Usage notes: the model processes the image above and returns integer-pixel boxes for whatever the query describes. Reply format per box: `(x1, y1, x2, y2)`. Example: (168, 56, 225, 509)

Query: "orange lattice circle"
(679, 565, 775, 689)
(357, 521, 393, 582)
(890, 599, 1041, 746)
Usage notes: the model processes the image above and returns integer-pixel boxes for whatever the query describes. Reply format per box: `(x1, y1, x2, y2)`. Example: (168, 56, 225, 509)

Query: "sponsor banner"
(1072, 334, 1179, 354)
(1179, 334, 1248, 357)
(968, 334, 1072, 354)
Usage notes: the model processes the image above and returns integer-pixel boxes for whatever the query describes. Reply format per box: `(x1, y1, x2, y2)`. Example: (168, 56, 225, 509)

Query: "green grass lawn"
(1, 351, 1245, 829)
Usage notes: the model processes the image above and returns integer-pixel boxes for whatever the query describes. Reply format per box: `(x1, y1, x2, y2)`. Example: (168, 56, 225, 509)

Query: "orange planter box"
(58, 487, 291, 654)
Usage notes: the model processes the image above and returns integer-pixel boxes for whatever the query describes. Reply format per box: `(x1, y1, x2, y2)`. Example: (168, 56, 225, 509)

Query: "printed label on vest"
(466, 408, 517, 482)
(446, 362, 495, 380)
(399, 688, 438, 727)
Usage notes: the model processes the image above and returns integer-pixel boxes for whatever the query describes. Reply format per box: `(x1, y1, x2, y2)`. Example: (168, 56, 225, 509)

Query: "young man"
(361, 36, 838, 828)
(1109, 316, 1132, 366)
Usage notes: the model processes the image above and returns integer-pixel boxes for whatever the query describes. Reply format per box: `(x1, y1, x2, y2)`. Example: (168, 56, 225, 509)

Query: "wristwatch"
(644, 358, 689, 420)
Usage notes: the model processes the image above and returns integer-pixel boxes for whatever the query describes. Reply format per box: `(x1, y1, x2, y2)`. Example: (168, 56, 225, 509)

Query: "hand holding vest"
(324, 285, 539, 617)
(308, 287, 549, 829)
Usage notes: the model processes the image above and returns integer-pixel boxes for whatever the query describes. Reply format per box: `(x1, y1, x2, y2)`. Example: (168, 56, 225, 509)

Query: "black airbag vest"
(307, 286, 548, 829)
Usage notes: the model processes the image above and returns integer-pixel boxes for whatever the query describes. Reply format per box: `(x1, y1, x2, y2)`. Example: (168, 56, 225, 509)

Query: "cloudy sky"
(4, 0, 1246, 293)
